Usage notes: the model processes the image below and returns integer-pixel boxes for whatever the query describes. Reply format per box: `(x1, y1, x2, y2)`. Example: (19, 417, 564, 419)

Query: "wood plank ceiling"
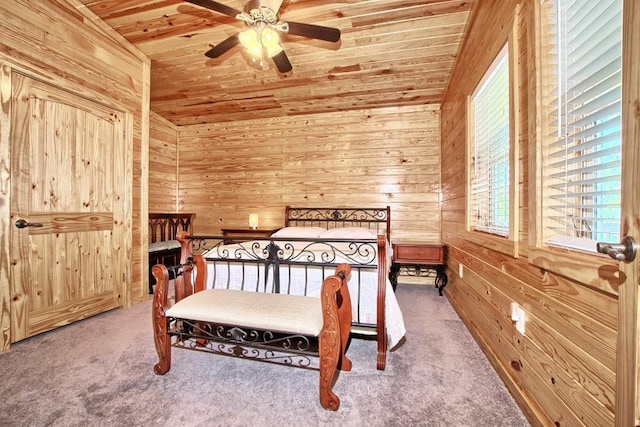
(78, 0, 474, 126)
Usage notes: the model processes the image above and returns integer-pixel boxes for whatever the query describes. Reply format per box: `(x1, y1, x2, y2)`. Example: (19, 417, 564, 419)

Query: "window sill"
(463, 229, 518, 258)
(546, 235, 599, 254)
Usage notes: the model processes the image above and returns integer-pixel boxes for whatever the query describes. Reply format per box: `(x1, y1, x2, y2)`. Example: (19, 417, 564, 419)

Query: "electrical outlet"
(510, 302, 526, 335)
(458, 263, 464, 278)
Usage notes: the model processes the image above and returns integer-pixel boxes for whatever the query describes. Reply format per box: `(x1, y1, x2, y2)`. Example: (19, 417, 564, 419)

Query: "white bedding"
(149, 239, 181, 252)
(201, 236, 406, 348)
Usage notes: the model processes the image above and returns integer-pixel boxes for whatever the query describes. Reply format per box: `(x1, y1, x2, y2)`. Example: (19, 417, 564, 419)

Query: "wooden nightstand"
(221, 227, 281, 243)
(389, 241, 447, 295)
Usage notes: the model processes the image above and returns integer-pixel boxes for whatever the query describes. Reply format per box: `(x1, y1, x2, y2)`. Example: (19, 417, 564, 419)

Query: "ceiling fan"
(185, 0, 341, 73)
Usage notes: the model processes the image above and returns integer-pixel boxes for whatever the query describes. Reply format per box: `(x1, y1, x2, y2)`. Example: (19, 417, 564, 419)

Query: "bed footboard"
(176, 230, 394, 370)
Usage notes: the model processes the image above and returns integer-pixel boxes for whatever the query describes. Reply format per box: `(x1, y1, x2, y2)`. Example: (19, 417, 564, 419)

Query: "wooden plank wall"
(149, 111, 178, 212)
(177, 105, 441, 242)
(441, 1, 617, 425)
(0, 0, 149, 351)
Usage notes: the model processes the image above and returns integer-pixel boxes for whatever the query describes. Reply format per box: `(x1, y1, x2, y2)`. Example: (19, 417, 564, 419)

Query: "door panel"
(10, 73, 125, 342)
(616, 1, 640, 425)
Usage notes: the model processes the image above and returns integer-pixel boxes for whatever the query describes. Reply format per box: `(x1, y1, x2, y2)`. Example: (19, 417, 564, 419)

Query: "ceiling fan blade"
(205, 33, 240, 58)
(272, 50, 293, 73)
(184, 0, 242, 18)
(283, 21, 341, 43)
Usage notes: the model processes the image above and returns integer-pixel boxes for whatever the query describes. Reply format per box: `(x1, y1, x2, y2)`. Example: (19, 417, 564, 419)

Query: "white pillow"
(318, 227, 378, 239)
(271, 226, 326, 238)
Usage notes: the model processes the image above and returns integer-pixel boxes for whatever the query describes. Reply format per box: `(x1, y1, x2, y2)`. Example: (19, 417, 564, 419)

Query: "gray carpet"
(0, 283, 529, 427)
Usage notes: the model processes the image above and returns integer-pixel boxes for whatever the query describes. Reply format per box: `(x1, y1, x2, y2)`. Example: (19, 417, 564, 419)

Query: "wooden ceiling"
(79, 0, 473, 126)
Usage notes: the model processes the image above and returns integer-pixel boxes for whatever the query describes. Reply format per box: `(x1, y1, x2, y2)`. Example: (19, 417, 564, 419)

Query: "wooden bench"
(151, 258, 353, 410)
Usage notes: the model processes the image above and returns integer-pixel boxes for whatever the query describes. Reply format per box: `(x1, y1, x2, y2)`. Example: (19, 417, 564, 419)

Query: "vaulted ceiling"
(79, 0, 474, 126)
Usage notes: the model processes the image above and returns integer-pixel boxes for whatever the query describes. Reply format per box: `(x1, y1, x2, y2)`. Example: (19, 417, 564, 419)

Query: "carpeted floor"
(0, 283, 530, 427)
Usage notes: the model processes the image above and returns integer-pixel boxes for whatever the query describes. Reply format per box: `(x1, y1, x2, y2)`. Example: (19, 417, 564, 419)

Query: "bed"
(148, 213, 194, 294)
(177, 206, 405, 370)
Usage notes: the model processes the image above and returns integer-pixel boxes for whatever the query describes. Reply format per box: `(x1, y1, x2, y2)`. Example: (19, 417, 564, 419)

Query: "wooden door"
(9, 73, 127, 342)
(616, 1, 640, 425)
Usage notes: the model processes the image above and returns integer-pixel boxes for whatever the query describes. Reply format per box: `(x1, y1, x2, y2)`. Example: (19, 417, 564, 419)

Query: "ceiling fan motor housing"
(244, 0, 279, 16)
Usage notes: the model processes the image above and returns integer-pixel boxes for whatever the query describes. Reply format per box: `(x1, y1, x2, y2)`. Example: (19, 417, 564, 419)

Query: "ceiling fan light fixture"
(239, 25, 282, 59)
(261, 27, 283, 58)
(239, 28, 262, 58)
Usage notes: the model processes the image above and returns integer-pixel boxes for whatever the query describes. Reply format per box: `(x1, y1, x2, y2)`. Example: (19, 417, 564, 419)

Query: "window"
(542, 0, 622, 251)
(469, 45, 510, 237)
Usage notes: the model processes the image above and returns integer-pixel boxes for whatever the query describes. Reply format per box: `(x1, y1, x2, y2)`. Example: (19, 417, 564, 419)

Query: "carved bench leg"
(152, 265, 172, 375)
(319, 274, 343, 410)
(319, 266, 353, 410)
(319, 328, 340, 410)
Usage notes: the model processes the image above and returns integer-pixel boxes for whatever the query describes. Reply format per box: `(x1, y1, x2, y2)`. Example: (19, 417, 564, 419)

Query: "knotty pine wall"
(149, 111, 179, 213)
(0, 0, 150, 351)
(441, 1, 617, 426)
(176, 105, 441, 242)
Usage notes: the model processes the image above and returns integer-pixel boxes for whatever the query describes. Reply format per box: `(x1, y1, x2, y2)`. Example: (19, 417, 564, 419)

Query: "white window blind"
(470, 46, 510, 236)
(545, 0, 622, 249)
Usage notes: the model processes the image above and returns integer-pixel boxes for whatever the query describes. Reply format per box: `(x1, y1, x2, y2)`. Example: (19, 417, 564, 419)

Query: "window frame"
(464, 18, 520, 258)
(528, 0, 619, 289)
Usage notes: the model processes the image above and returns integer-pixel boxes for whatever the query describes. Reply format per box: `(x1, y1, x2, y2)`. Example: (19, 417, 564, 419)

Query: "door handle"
(15, 219, 43, 229)
(596, 236, 636, 263)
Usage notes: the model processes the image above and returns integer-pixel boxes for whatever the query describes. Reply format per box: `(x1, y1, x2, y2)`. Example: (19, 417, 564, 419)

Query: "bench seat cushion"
(165, 289, 323, 336)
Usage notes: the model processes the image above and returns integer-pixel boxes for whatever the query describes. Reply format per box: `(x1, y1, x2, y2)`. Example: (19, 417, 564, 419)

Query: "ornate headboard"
(148, 213, 195, 244)
(284, 206, 391, 241)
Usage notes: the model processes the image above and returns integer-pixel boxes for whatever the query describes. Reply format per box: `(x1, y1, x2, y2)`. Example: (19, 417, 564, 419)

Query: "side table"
(389, 242, 447, 295)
